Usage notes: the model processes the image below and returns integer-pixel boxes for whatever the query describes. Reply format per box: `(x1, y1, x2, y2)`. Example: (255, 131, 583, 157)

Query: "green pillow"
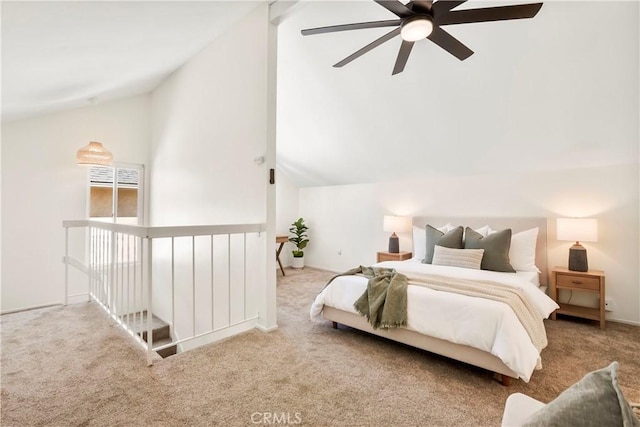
(423, 225, 463, 264)
(464, 227, 515, 272)
(523, 362, 640, 427)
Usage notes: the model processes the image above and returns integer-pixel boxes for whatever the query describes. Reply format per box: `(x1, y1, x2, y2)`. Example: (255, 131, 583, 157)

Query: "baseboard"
(607, 317, 640, 327)
(303, 264, 341, 273)
(179, 319, 259, 352)
(1, 302, 63, 315)
(256, 324, 278, 333)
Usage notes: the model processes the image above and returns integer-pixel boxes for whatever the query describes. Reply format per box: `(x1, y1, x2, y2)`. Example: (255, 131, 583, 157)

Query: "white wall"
(277, 1, 639, 325)
(149, 3, 277, 334)
(299, 163, 640, 324)
(1, 95, 151, 312)
(275, 168, 299, 267)
(150, 5, 271, 227)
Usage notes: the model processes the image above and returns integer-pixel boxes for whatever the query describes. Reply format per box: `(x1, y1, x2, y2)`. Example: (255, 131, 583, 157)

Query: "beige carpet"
(2, 267, 639, 426)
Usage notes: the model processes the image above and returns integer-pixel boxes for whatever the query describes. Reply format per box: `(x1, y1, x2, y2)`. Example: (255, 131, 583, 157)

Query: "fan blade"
(392, 40, 415, 75)
(427, 26, 473, 60)
(301, 20, 402, 36)
(432, 0, 466, 17)
(334, 27, 401, 68)
(411, 1, 433, 12)
(374, 0, 414, 18)
(437, 3, 543, 26)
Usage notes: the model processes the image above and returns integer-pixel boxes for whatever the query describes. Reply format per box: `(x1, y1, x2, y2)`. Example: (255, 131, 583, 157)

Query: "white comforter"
(310, 260, 559, 382)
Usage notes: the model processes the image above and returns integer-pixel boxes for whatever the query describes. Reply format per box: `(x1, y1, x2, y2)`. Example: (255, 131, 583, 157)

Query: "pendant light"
(76, 141, 113, 166)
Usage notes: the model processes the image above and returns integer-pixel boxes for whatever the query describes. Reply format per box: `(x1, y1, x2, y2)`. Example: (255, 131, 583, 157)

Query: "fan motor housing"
(400, 15, 434, 41)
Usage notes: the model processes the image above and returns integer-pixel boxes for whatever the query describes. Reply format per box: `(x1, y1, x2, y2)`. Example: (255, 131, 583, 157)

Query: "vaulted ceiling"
(1, 1, 259, 121)
(276, 1, 639, 186)
(2, 1, 638, 188)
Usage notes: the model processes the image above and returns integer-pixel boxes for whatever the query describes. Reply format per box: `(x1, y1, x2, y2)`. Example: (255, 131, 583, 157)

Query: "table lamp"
(557, 218, 598, 272)
(383, 216, 411, 253)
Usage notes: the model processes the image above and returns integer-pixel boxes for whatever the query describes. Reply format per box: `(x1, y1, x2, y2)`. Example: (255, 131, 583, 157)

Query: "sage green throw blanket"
(325, 266, 408, 330)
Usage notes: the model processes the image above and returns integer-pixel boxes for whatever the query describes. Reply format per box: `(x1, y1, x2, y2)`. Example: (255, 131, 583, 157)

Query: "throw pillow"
(464, 227, 515, 272)
(423, 225, 464, 264)
(522, 362, 640, 427)
(413, 223, 453, 262)
(432, 246, 484, 270)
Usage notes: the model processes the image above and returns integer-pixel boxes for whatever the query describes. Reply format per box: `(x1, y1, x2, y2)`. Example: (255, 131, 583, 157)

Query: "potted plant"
(289, 217, 309, 269)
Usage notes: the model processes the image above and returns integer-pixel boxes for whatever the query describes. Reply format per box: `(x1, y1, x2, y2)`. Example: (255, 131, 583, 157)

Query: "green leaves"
(289, 217, 309, 256)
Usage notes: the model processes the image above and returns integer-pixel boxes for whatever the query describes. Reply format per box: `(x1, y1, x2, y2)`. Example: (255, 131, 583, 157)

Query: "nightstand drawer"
(550, 267, 605, 329)
(555, 273, 600, 291)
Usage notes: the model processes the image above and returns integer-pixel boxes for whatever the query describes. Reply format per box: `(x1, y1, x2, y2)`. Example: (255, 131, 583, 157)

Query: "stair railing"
(63, 219, 266, 365)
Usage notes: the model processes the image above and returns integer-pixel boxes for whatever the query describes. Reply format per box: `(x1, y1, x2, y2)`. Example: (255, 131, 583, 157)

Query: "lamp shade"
(77, 141, 113, 166)
(383, 216, 411, 233)
(557, 218, 598, 243)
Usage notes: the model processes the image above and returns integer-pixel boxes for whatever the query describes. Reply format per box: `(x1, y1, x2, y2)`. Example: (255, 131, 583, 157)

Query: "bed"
(310, 217, 559, 385)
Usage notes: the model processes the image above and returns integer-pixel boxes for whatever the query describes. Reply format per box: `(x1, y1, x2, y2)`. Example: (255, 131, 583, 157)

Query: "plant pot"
(292, 256, 305, 269)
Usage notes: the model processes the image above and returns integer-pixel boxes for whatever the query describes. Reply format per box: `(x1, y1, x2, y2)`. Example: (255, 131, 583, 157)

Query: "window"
(88, 164, 144, 225)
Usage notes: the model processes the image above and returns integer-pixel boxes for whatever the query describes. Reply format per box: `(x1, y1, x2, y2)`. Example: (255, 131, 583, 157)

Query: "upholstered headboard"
(412, 217, 549, 287)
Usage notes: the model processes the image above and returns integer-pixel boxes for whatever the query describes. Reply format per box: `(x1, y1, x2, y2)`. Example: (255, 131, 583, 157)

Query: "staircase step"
(153, 337, 177, 358)
(127, 311, 170, 335)
(139, 324, 170, 342)
(125, 311, 177, 358)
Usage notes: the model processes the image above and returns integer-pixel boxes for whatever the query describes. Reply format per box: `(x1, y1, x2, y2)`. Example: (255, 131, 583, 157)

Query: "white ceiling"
(2, 1, 637, 188)
(276, 1, 639, 186)
(1, 1, 259, 121)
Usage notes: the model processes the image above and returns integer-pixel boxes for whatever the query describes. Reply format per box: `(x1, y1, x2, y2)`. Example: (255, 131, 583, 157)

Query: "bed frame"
(322, 217, 549, 386)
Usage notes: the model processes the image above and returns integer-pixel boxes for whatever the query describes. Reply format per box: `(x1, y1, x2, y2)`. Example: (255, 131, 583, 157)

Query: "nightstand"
(377, 251, 412, 262)
(550, 267, 605, 329)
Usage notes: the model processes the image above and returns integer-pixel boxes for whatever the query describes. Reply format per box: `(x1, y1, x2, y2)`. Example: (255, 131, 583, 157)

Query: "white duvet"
(310, 260, 559, 382)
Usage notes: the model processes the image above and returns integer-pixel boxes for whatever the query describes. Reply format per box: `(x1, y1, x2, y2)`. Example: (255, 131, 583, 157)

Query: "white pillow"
(474, 225, 491, 237)
(510, 227, 540, 272)
(439, 223, 456, 233)
(489, 227, 540, 272)
(412, 226, 426, 260)
(463, 225, 491, 240)
(432, 245, 484, 270)
(412, 223, 454, 261)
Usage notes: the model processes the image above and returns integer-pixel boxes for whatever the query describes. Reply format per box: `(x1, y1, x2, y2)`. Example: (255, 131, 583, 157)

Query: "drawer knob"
(572, 280, 582, 285)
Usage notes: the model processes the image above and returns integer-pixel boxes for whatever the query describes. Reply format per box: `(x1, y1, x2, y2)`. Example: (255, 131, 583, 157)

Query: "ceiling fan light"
(400, 16, 433, 42)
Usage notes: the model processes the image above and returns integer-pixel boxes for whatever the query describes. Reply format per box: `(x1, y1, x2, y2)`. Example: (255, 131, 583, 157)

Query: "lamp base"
(568, 244, 588, 272)
(388, 234, 399, 253)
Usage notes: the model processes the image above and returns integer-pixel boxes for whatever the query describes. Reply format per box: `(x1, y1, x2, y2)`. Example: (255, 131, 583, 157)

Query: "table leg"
(276, 242, 285, 276)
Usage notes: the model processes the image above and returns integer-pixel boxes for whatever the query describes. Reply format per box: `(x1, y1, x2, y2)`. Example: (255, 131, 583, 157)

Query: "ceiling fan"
(301, 0, 543, 75)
